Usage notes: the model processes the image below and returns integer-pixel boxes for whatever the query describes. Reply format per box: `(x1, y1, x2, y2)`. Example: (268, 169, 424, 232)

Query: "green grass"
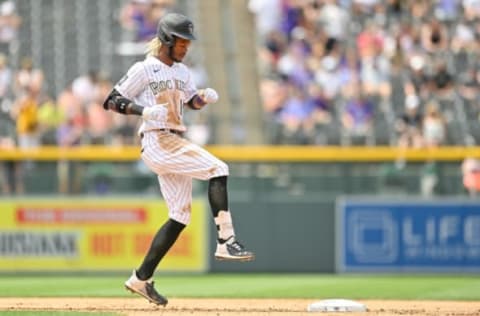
(1, 274, 480, 301)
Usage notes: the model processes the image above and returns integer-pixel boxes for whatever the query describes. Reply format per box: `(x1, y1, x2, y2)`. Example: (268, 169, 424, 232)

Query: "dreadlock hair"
(146, 37, 162, 57)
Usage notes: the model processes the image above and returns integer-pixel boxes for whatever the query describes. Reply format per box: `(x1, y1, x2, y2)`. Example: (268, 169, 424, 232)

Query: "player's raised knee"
(217, 161, 229, 176)
(209, 161, 229, 178)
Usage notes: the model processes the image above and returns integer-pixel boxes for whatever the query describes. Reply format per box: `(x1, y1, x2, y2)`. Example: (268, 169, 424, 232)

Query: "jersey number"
(179, 100, 184, 118)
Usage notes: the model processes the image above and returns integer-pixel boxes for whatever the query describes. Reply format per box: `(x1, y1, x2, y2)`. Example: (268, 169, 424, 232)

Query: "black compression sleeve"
(208, 176, 228, 218)
(103, 89, 143, 115)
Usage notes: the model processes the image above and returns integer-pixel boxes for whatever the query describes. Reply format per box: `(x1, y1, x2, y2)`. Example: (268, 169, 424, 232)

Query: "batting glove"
(142, 103, 168, 121)
(199, 88, 219, 104)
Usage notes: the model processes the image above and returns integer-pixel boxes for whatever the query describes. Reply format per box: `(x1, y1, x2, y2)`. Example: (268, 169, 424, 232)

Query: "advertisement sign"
(0, 198, 207, 272)
(337, 198, 480, 272)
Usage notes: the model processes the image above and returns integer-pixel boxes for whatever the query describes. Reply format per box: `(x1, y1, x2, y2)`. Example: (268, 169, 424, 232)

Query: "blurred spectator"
(120, 0, 151, 32)
(422, 101, 446, 148)
(396, 93, 424, 148)
(119, 0, 173, 42)
(277, 34, 312, 89)
(394, 21, 420, 57)
(10, 87, 40, 194)
(430, 61, 454, 98)
(259, 74, 289, 143)
(308, 82, 333, 145)
(352, 0, 380, 15)
(317, 0, 351, 41)
(0, 53, 11, 100)
(458, 68, 480, 102)
(356, 20, 385, 60)
(278, 82, 316, 144)
(308, 82, 332, 126)
(248, 0, 283, 41)
(257, 30, 288, 76)
(261, 74, 288, 115)
(421, 18, 449, 54)
(434, 0, 460, 22)
(56, 83, 86, 147)
(14, 57, 44, 98)
(57, 83, 83, 127)
(56, 111, 85, 148)
(37, 96, 64, 145)
(410, 0, 430, 24)
(420, 100, 443, 193)
(386, 0, 405, 22)
(56, 84, 86, 194)
(280, 0, 306, 40)
(394, 90, 423, 169)
(85, 76, 113, 144)
(87, 101, 112, 145)
(451, 20, 476, 56)
(359, 41, 391, 98)
(462, 157, 480, 197)
(0, 0, 21, 55)
(405, 53, 430, 100)
(11, 88, 39, 149)
(314, 54, 344, 103)
(463, 0, 480, 22)
(55, 84, 87, 194)
(341, 83, 375, 145)
(72, 70, 100, 106)
(337, 47, 361, 95)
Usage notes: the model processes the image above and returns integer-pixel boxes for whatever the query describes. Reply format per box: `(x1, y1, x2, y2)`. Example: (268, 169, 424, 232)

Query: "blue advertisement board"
(336, 198, 480, 272)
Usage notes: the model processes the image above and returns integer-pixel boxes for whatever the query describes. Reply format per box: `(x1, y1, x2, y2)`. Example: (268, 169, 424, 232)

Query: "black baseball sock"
(208, 176, 235, 242)
(208, 176, 228, 218)
(136, 218, 185, 281)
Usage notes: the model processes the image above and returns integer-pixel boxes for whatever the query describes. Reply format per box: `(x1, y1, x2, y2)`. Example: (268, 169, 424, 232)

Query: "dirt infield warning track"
(0, 298, 479, 315)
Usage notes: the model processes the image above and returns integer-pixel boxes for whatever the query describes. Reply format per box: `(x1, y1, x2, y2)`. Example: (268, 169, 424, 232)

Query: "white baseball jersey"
(115, 55, 197, 133)
(114, 56, 229, 225)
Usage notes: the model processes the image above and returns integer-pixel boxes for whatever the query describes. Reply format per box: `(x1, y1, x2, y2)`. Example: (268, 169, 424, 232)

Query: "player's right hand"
(142, 103, 168, 121)
(198, 88, 219, 104)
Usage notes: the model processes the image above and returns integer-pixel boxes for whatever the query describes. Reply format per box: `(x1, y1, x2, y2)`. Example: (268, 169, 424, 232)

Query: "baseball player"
(102, 13, 254, 306)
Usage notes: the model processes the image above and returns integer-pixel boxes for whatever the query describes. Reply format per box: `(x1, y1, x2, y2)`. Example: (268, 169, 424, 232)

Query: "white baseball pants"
(140, 130, 229, 225)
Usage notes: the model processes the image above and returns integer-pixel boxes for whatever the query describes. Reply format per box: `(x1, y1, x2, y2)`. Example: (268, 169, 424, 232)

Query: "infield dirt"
(0, 298, 479, 315)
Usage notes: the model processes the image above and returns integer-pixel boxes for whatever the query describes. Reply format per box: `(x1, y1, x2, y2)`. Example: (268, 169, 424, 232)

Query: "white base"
(307, 299, 366, 312)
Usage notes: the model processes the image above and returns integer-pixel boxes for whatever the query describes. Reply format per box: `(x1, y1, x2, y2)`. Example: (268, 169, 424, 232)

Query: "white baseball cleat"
(215, 236, 255, 261)
(124, 270, 168, 306)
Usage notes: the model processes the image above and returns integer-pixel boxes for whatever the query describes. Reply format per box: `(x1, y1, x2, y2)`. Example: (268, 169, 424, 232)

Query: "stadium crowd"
(252, 0, 480, 147)
(1, 0, 480, 195)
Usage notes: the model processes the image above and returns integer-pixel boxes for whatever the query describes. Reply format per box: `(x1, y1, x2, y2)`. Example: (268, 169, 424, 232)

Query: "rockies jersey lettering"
(115, 56, 196, 133)
(149, 79, 186, 94)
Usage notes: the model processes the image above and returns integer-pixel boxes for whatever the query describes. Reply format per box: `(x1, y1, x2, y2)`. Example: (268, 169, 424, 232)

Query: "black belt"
(140, 129, 183, 138)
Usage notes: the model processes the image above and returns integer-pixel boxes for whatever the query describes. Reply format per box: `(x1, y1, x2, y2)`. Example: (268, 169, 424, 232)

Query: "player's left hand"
(198, 88, 219, 104)
(142, 103, 168, 121)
